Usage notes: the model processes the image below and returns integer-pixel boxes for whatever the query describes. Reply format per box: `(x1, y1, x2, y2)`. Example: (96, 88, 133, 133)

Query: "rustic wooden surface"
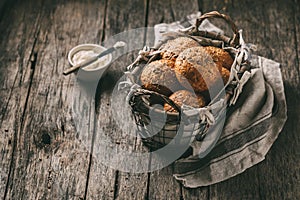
(0, 0, 299, 199)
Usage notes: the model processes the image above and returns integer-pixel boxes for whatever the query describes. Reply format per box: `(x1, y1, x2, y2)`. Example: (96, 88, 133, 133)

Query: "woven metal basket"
(122, 11, 251, 152)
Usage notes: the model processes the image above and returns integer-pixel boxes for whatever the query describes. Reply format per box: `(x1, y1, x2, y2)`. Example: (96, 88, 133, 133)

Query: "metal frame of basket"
(119, 11, 252, 151)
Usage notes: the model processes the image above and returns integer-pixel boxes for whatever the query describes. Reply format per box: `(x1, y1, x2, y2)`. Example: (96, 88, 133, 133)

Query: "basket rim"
(125, 11, 252, 146)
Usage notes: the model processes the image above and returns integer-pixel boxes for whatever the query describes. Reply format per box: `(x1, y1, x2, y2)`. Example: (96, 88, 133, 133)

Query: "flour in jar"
(72, 49, 110, 70)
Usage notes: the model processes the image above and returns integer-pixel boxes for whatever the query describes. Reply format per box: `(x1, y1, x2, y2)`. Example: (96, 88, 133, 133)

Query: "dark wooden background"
(0, 0, 299, 199)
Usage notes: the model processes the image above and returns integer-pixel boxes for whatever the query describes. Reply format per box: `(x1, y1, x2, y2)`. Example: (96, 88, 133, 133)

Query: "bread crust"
(175, 46, 221, 92)
(164, 90, 206, 113)
(221, 67, 230, 84)
(159, 37, 200, 61)
(140, 59, 180, 96)
(204, 46, 233, 70)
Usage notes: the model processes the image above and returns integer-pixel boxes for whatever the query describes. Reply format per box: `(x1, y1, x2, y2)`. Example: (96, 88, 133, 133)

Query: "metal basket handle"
(195, 11, 240, 47)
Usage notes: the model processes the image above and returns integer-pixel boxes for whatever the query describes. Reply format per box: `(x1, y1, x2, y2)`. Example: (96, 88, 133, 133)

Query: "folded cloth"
(173, 56, 287, 187)
(154, 12, 287, 188)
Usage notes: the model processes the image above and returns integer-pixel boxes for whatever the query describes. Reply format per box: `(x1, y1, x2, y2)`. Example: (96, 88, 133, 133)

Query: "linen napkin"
(154, 12, 287, 188)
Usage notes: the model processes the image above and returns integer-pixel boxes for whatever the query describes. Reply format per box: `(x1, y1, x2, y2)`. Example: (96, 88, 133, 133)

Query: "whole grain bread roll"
(164, 90, 206, 113)
(159, 37, 200, 61)
(175, 46, 221, 92)
(221, 67, 230, 84)
(204, 46, 233, 70)
(140, 59, 180, 96)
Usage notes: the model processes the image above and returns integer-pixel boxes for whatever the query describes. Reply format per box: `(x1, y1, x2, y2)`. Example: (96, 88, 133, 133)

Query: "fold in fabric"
(173, 56, 287, 188)
(152, 12, 287, 187)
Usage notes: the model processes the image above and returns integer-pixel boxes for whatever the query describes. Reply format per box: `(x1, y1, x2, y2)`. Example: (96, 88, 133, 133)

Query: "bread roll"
(140, 59, 180, 96)
(221, 67, 230, 84)
(159, 37, 200, 61)
(164, 90, 206, 113)
(204, 46, 233, 70)
(175, 46, 221, 92)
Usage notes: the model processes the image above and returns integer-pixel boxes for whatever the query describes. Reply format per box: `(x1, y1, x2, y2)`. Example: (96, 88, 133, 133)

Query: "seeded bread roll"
(175, 46, 221, 92)
(164, 90, 206, 113)
(204, 46, 233, 70)
(221, 67, 230, 84)
(159, 37, 200, 62)
(140, 59, 180, 96)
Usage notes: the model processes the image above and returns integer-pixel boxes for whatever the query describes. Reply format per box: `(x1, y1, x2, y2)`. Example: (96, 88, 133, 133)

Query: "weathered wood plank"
(252, 1, 300, 199)
(195, 2, 263, 198)
(1, 0, 110, 199)
(0, 1, 44, 199)
(146, 1, 209, 199)
(0, 0, 299, 199)
(87, 0, 150, 199)
(182, 187, 208, 200)
(200, 0, 300, 199)
(24, 1, 110, 199)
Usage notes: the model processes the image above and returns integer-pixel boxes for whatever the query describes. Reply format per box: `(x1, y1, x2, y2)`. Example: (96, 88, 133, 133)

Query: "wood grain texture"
(201, 0, 300, 199)
(0, 0, 299, 199)
(146, 1, 209, 199)
(86, 0, 150, 199)
(0, 1, 44, 199)
(1, 0, 107, 199)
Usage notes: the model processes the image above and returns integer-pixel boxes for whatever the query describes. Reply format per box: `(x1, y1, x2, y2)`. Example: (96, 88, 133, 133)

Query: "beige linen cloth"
(154, 12, 287, 188)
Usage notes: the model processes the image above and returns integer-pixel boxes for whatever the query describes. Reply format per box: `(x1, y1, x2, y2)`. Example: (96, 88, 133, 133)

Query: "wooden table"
(0, 0, 299, 199)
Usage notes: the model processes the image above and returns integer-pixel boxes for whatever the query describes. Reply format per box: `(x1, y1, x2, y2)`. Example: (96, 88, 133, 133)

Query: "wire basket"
(122, 11, 252, 152)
